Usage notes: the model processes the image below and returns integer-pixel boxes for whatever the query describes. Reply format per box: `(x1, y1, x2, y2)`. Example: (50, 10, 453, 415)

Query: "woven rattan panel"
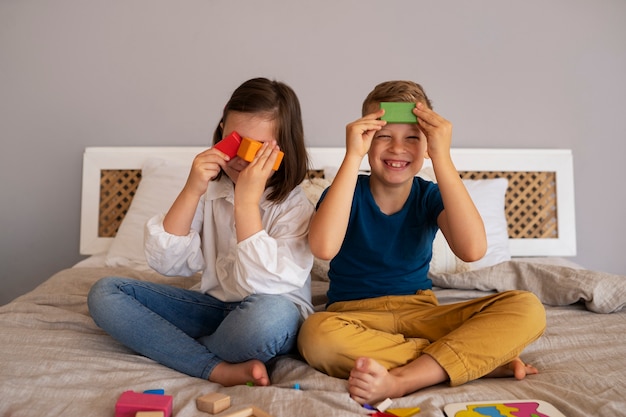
(99, 169, 142, 237)
(460, 171, 558, 239)
(97, 169, 558, 240)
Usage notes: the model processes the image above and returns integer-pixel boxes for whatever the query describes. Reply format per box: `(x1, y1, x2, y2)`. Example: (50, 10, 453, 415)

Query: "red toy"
(214, 131, 243, 159)
(214, 131, 283, 170)
(114, 391, 173, 417)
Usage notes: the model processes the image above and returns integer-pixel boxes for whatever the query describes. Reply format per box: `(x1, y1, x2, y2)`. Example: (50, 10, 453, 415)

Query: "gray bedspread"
(1, 262, 625, 417)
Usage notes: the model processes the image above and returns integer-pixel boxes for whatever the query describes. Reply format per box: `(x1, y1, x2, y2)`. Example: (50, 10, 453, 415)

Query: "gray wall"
(2, 1, 625, 305)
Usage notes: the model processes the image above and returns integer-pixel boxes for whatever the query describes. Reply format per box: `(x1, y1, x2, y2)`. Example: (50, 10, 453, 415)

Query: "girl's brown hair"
(361, 80, 433, 116)
(212, 77, 308, 203)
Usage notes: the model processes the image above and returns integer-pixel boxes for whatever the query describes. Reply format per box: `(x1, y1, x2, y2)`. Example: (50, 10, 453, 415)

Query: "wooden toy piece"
(135, 412, 165, 417)
(221, 406, 274, 417)
(115, 391, 173, 417)
(380, 102, 418, 124)
(386, 407, 421, 417)
(214, 131, 243, 158)
(142, 389, 165, 395)
(236, 136, 262, 162)
(196, 392, 231, 414)
(375, 397, 393, 412)
(237, 137, 284, 171)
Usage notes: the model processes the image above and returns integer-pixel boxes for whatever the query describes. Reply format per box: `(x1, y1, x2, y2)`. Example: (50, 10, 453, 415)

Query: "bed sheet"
(1, 262, 625, 417)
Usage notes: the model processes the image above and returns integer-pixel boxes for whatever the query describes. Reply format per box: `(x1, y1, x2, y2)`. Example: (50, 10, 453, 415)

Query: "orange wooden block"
(196, 392, 231, 414)
(237, 137, 284, 171)
(135, 412, 165, 417)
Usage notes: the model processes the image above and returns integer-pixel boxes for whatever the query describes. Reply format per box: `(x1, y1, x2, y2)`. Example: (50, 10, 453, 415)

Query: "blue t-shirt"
(320, 175, 444, 305)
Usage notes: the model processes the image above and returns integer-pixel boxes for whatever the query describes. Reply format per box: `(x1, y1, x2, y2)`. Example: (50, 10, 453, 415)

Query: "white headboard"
(81, 147, 576, 257)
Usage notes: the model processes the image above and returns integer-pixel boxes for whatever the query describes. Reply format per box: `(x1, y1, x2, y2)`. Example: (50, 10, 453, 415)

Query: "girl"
(88, 77, 314, 387)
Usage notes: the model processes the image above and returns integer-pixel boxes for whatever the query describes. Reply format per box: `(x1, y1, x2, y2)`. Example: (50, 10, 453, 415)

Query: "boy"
(297, 81, 545, 404)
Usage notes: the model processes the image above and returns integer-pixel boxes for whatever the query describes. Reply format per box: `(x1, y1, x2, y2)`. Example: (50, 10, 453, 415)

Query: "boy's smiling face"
(367, 121, 428, 187)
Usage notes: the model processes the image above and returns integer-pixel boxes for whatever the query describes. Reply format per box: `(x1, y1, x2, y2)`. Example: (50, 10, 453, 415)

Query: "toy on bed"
(214, 131, 284, 171)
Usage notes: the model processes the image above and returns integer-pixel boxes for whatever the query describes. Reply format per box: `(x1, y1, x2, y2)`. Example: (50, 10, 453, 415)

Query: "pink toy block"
(115, 391, 173, 417)
(214, 131, 242, 158)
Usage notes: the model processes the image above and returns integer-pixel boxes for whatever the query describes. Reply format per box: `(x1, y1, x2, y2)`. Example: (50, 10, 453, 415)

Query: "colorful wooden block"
(196, 392, 231, 414)
(142, 389, 165, 395)
(115, 391, 172, 417)
(375, 397, 393, 412)
(214, 131, 243, 158)
(237, 137, 284, 171)
(380, 102, 417, 123)
(386, 406, 421, 416)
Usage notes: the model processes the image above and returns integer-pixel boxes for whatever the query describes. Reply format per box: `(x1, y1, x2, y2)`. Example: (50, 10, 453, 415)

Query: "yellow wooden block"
(196, 392, 231, 414)
(386, 407, 421, 417)
(237, 137, 283, 171)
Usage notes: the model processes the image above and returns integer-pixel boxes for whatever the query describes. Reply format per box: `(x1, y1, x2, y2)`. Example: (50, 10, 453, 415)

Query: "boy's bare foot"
(485, 357, 538, 380)
(208, 359, 270, 387)
(347, 356, 447, 405)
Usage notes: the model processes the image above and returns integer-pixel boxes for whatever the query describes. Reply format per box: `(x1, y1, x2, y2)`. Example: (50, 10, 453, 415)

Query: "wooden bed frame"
(80, 147, 576, 258)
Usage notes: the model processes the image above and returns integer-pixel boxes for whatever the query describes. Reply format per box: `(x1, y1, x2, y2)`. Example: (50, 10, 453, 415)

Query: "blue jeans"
(87, 277, 301, 380)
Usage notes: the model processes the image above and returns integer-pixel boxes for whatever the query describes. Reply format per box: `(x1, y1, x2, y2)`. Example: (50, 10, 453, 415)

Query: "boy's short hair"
(362, 80, 433, 116)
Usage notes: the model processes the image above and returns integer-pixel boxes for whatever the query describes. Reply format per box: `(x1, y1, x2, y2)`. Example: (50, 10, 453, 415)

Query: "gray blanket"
(1, 262, 625, 417)
(430, 260, 626, 313)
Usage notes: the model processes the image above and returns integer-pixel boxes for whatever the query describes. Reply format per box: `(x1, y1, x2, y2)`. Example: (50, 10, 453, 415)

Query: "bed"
(1, 146, 625, 417)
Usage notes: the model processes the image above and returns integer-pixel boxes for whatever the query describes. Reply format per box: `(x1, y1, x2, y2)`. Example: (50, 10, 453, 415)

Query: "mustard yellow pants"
(297, 290, 545, 386)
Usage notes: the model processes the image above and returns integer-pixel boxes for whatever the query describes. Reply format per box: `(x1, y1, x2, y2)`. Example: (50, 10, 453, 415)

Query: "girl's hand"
(235, 140, 280, 207)
(184, 148, 229, 197)
(345, 109, 387, 159)
(414, 102, 453, 160)
(163, 147, 228, 236)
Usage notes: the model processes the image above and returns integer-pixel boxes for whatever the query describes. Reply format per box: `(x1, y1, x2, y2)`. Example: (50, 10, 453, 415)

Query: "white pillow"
(428, 176, 511, 274)
(104, 158, 190, 270)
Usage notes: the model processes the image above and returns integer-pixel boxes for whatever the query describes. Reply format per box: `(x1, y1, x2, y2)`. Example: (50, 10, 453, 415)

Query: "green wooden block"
(380, 102, 417, 123)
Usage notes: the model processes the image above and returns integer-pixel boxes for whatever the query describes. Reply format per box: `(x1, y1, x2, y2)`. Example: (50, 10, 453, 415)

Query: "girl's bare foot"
(208, 359, 270, 387)
(486, 357, 538, 380)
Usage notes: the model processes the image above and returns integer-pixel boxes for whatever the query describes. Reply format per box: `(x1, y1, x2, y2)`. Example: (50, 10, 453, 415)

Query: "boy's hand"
(184, 148, 229, 197)
(414, 102, 452, 160)
(345, 109, 387, 159)
(235, 140, 280, 206)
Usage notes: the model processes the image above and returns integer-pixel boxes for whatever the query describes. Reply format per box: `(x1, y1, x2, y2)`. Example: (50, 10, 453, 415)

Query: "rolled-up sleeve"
(144, 212, 205, 277)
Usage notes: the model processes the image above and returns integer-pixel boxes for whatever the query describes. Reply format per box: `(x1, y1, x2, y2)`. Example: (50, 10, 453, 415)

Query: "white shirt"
(144, 177, 315, 318)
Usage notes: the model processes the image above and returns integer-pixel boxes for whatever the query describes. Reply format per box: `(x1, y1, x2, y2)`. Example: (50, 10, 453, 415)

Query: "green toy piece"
(380, 102, 417, 123)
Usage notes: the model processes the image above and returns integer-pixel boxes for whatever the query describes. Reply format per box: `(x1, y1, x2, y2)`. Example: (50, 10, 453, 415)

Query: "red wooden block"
(115, 391, 173, 417)
(214, 131, 242, 158)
